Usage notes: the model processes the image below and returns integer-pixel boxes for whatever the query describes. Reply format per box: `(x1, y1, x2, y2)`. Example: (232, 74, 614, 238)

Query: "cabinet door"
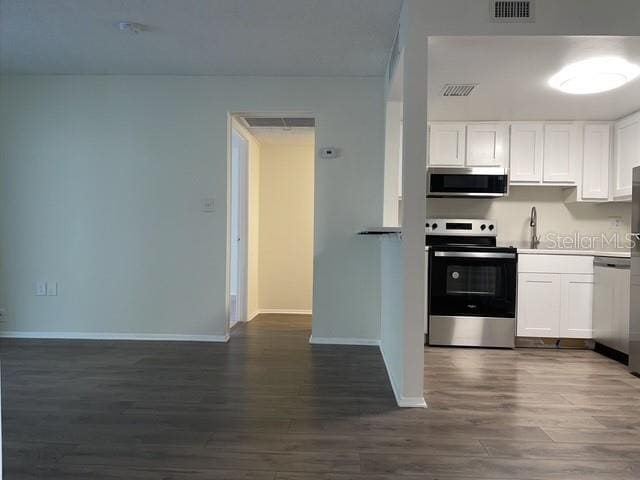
(428, 124, 466, 166)
(543, 123, 580, 183)
(581, 124, 610, 200)
(560, 274, 594, 339)
(517, 273, 561, 338)
(510, 123, 543, 183)
(614, 113, 640, 198)
(466, 123, 509, 167)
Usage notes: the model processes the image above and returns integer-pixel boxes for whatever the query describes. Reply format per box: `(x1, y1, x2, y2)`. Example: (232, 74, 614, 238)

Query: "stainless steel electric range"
(426, 219, 517, 349)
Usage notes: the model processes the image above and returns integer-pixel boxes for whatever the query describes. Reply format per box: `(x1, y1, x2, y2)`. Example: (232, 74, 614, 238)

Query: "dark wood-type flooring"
(2, 314, 640, 479)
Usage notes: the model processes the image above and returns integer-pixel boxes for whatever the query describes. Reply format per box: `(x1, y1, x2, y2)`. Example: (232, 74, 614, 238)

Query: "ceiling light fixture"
(549, 57, 640, 95)
(117, 21, 147, 34)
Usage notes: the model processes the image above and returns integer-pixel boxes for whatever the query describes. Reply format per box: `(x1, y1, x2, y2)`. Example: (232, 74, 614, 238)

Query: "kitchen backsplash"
(426, 186, 632, 247)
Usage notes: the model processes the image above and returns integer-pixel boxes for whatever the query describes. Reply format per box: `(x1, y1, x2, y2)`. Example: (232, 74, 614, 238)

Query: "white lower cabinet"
(517, 273, 561, 337)
(560, 274, 594, 339)
(517, 255, 594, 339)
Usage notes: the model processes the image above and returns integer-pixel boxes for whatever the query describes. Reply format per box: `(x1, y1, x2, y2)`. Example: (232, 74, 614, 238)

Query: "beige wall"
(427, 186, 631, 248)
(257, 142, 315, 313)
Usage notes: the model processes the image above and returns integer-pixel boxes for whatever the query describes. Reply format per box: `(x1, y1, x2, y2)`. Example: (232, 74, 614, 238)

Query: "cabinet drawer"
(518, 254, 593, 274)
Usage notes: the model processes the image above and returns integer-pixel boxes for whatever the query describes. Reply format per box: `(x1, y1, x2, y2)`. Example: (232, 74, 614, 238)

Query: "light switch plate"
(202, 198, 215, 212)
(36, 281, 47, 296)
(47, 281, 58, 296)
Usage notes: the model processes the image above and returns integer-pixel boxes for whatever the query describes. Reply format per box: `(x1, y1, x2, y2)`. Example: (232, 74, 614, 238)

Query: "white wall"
(0, 75, 384, 342)
(427, 187, 632, 248)
(258, 143, 314, 313)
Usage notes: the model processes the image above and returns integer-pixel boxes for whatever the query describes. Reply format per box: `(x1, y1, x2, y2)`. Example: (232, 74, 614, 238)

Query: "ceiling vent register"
(491, 1, 535, 22)
(441, 84, 477, 97)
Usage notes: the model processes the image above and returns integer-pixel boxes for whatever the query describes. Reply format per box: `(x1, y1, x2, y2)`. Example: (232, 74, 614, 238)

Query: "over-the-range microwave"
(426, 167, 510, 198)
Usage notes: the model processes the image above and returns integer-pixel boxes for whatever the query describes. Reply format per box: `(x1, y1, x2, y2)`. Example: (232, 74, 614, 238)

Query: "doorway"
(228, 114, 316, 333)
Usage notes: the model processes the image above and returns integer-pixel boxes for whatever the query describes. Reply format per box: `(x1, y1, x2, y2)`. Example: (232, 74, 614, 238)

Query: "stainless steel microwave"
(426, 167, 510, 198)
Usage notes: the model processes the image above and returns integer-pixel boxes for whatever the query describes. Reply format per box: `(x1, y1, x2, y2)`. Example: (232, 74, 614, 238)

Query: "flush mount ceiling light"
(117, 21, 147, 34)
(549, 57, 640, 94)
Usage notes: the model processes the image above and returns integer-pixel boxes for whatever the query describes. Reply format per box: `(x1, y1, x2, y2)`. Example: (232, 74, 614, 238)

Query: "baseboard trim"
(0, 331, 230, 342)
(380, 345, 428, 409)
(309, 336, 381, 346)
(258, 309, 312, 316)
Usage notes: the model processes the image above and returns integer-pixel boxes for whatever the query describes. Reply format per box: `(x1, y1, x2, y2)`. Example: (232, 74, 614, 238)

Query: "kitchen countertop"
(504, 241, 631, 258)
(424, 243, 631, 258)
(516, 247, 630, 258)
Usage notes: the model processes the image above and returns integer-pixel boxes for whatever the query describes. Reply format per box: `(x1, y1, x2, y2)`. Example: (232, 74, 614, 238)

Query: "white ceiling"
(428, 36, 640, 121)
(0, 0, 402, 76)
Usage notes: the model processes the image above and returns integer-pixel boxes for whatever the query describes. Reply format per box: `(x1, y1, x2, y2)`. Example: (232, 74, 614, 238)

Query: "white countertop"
(516, 247, 630, 258)
(506, 241, 630, 258)
(424, 244, 630, 258)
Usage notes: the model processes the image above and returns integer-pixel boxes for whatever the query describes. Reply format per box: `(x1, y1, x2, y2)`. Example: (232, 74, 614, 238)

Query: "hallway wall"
(257, 143, 315, 314)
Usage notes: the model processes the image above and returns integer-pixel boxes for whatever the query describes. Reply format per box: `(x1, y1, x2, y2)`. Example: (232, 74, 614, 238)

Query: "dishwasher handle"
(594, 257, 630, 269)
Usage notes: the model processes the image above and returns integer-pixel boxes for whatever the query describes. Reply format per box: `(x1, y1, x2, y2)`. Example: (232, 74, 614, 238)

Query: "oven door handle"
(433, 251, 516, 259)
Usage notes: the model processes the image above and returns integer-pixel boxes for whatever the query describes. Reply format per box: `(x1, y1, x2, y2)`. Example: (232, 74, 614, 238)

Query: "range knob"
(425, 222, 430, 229)
(432, 223, 438, 230)
(480, 224, 486, 231)
(488, 224, 495, 231)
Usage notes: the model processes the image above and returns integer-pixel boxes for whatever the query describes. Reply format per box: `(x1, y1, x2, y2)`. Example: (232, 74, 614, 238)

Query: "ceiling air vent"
(441, 84, 477, 97)
(490, 0, 535, 22)
(242, 116, 315, 128)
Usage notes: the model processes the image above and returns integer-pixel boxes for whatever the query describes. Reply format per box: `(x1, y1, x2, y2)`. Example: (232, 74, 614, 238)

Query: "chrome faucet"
(530, 206, 540, 249)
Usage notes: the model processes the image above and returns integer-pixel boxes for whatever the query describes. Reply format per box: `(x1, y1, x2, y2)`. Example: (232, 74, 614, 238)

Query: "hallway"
(2, 315, 640, 478)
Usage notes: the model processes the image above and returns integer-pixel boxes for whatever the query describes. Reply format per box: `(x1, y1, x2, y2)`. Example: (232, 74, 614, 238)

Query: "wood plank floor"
(2, 314, 640, 479)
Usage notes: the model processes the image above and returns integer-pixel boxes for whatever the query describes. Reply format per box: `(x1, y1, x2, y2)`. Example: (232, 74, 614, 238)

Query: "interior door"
(230, 129, 249, 325)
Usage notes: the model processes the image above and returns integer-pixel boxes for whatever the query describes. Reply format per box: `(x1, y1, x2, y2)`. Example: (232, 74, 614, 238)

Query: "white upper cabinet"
(509, 123, 543, 183)
(466, 123, 509, 167)
(581, 124, 610, 201)
(614, 111, 640, 199)
(543, 123, 581, 183)
(428, 123, 466, 166)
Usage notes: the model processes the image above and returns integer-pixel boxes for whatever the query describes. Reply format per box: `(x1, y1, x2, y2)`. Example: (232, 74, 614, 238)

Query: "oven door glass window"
(429, 253, 516, 318)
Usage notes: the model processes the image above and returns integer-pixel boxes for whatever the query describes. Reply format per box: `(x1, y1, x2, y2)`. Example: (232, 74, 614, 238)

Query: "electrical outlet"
(36, 281, 47, 296)
(610, 217, 623, 229)
(0, 308, 6, 322)
(47, 281, 58, 296)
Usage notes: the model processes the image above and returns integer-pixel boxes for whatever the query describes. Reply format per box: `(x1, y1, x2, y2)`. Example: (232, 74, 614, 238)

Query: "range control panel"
(425, 218, 497, 236)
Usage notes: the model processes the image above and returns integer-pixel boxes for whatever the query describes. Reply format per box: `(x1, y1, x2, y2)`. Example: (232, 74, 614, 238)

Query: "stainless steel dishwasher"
(593, 256, 631, 363)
